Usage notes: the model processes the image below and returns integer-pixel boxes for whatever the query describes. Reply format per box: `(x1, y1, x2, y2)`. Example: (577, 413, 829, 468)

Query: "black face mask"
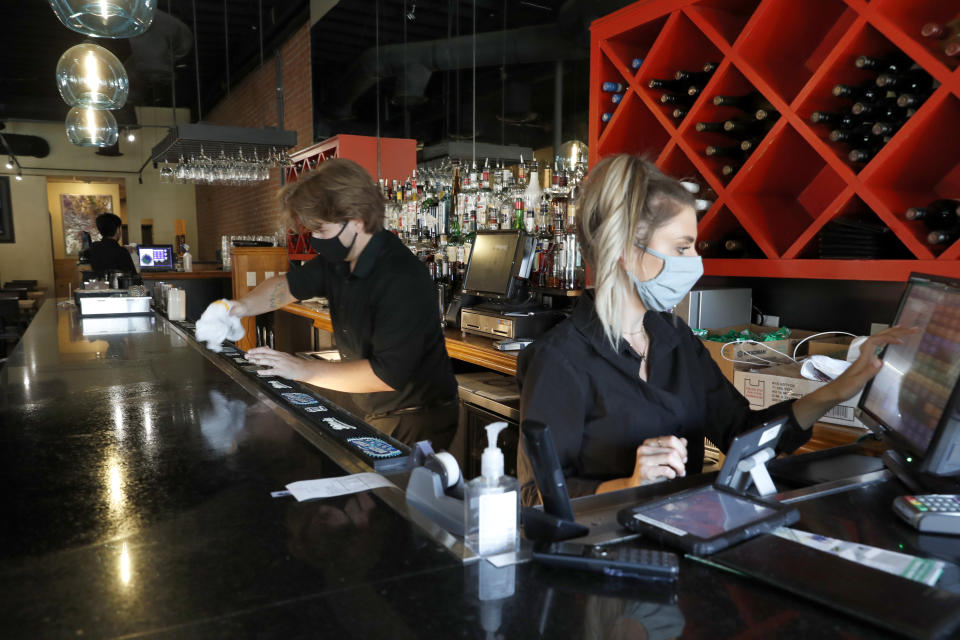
(309, 222, 356, 263)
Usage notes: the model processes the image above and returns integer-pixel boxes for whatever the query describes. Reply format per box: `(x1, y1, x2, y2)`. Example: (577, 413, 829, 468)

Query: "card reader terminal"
(893, 494, 960, 535)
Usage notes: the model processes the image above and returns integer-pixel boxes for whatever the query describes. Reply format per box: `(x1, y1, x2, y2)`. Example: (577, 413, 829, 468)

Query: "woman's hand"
(823, 326, 919, 404)
(246, 347, 315, 381)
(629, 435, 688, 486)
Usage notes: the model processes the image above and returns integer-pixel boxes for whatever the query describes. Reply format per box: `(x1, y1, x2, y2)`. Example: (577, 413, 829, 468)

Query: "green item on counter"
(701, 327, 791, 343)
(692, 328, 708, 338)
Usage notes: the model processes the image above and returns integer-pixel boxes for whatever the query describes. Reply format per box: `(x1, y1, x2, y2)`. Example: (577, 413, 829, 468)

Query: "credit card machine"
(893, 495, 960, 535)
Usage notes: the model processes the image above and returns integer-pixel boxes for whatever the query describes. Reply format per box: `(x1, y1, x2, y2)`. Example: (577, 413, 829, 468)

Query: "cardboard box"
(806, 335, 855, 359)
(699, 324, 817, 383)
(733, 362, 865, 429)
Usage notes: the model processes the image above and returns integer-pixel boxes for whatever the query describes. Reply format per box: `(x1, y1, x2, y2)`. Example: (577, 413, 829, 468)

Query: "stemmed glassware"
(158, 145, 292, 186)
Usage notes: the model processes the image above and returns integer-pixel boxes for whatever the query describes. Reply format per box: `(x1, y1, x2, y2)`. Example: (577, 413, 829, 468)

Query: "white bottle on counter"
(464, 422, 520, 557)
(182, 244, 193, 272)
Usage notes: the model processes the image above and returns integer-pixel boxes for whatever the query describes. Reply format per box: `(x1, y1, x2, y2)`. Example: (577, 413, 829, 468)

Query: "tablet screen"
(632, 486, 778, 538)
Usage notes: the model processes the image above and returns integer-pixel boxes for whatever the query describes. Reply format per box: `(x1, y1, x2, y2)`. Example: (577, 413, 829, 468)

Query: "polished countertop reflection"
(0, 302, 954, 639)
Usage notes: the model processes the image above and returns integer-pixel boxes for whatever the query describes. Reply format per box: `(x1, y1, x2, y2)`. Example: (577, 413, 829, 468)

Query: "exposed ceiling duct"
(322, 0, 636, 121)
(0, 133, 51, 159)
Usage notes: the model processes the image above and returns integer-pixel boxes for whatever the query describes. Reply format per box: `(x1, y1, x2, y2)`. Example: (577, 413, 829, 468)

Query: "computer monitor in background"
(461, 230, 533, 303)
(137, 244, 175, 272)
(858, 273, 960, 482)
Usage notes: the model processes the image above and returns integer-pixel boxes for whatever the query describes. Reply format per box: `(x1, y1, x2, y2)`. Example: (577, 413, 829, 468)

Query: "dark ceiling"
(2, 1, 619, 150)
(2, 0, 310, 125)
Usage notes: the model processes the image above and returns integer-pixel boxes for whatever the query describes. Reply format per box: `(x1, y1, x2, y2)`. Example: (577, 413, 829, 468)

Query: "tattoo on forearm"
(269, 280, 289, 309)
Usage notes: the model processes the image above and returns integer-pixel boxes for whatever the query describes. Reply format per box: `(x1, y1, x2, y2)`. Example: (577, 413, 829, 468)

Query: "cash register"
(459, 230, 561, 341)
(856, 272, 960, 494)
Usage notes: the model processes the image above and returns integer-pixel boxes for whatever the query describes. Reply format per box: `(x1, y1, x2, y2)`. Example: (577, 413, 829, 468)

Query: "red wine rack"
(589, 0, 960, 281)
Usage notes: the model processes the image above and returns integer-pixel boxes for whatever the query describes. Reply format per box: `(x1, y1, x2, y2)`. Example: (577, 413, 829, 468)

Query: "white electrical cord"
(717, 330, 860, 367)
(791, 331, 858, 360)
(719, 340, 797, 367)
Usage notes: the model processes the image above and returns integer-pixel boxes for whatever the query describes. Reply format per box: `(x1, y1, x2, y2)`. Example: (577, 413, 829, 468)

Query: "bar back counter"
(3, 301, 960, 639)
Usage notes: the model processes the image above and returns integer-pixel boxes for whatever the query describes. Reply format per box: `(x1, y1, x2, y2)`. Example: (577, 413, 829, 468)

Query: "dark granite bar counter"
(2, 302, 958, 639)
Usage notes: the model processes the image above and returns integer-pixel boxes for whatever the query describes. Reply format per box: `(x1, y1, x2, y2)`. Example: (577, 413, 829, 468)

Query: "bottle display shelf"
(590, 0, 960, 282)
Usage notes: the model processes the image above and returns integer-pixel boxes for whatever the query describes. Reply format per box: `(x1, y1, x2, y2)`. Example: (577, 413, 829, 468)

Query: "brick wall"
(195, 23, 313, 261)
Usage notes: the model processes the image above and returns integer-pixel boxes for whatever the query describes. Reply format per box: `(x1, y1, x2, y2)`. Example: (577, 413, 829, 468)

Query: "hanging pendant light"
(56, 43, 129, 109)
(65, 107, 119, 147)
(48, 0, 156, 38)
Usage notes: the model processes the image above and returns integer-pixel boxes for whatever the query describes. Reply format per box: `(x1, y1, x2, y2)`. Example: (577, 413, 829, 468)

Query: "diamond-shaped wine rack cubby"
(590, 0, 960, 281)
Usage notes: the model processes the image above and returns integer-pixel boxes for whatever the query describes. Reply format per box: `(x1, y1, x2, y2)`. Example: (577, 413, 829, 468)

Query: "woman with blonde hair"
(516, 154, 911, 505)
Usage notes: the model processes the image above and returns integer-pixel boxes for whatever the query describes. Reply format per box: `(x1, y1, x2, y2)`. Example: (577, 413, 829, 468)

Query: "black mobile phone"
(532, 542, 679, 580)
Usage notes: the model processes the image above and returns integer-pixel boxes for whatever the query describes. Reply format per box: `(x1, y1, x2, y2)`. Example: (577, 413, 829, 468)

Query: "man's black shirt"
(517, 290, 809, 502)
(286, 230, 457, 415)
(87, 237, 136, 275)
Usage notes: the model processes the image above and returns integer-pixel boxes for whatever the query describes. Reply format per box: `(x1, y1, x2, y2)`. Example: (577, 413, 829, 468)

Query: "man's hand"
(246, 347, 315, 381)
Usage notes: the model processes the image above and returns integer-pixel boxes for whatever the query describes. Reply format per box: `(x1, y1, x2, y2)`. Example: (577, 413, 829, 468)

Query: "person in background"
(87, 213, 136, 277)
(516, 154, 913, 506)
(201, 158, 459, 449)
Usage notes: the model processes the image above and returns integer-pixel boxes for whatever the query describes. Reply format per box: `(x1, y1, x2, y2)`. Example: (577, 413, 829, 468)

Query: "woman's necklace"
(623, 326, 649, 364)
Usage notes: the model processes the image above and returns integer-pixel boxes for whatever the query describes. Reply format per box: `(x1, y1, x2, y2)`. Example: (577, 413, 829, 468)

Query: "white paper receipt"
(774, 527, 945, 587)
(286, 472, 395, 501)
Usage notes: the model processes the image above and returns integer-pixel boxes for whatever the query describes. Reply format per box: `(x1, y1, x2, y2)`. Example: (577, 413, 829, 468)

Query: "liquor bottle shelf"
(590, 0, 960, 282)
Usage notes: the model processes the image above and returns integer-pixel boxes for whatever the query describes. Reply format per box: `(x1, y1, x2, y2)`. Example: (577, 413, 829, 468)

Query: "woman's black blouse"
(516, 291, 810, 503)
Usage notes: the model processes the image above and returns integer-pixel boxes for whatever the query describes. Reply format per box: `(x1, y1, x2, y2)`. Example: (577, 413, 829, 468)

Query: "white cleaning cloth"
(195, 299, 245, 352)
(800, 355, 852, 382)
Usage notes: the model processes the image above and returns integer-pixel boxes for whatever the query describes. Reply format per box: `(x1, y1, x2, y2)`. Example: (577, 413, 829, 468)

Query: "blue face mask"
(627, 245, 703, 312)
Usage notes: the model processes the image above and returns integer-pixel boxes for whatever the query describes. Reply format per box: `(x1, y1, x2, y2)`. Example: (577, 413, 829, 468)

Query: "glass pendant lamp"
(65, 107, 119, 147)
(48, 0, 155, 38)
(56, 43, 128, 109)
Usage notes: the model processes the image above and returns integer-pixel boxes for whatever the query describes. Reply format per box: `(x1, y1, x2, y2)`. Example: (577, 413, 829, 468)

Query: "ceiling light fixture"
(127, 129, 136, 142)
(56, 43, 129, 109)
(65, 106, 119, 147)
(15, 173, 23, 181)
(48, 0, 156, 38)
(4, 159, 12, 170)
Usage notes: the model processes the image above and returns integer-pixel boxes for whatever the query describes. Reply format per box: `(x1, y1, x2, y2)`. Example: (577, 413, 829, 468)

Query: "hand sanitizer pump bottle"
(464, 422, 520, 557)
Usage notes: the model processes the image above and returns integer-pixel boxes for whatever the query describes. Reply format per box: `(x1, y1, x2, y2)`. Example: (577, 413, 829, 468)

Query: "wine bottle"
(832, 81, 885, 102)
(695, 121, 726, 133)
(631, 57, 644, 69)
(675, 68, 716, 84)
(927, 227, 960, 246)
(848, 148, 878, 163)
(870, 121, 904, 137)
(660, 93, 696, 107)
(705, 145, 748, 162)
(712, 91, 774, 114)
(850, 101, 905, 121)
(753, 108, 780, 123)
(601, 81, 625, 93)
(739, 138, 762, 152)
(702, 62, 721, 73)
(810, 111, 859, 129)
(648, 78, 689, 92)
(601, 112, 613, 123)
(723, 117, 771, 137)
(721, 162, 742, 177)
(875, 71, 935, 94)
(854, 52, 912, 74)
(611, 93, 625, 104)
(921, 19, 960, 41)
(906, 199, 960, 229)
(895, 93, 932, 110)
(828, 128, 880, 147)
(671, 108, 688, 120)
(697, 234, 760, 258)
